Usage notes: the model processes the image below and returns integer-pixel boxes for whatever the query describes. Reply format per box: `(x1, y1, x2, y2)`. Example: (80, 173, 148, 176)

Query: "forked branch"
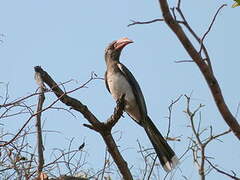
(33, 66, 133, 180)
(157, 0, 240, 139)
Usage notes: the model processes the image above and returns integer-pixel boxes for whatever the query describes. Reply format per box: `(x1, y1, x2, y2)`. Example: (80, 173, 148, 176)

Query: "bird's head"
(105, 37, 133, 63)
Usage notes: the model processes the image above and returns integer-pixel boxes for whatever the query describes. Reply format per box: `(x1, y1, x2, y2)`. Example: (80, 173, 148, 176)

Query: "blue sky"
(0, 0, 239, 179)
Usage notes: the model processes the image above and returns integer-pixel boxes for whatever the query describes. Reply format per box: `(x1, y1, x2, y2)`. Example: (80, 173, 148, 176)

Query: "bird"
(104, 37, 179, 172)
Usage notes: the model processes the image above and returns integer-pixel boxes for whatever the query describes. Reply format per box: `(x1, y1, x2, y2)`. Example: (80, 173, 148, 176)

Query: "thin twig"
(128, 19, 164, 27)
(184, 95, 205, 180)
(184, 95, 235, 179)
(136, 140, 148, 179)
(204, 129, 231, 146)
(175, 5, 213, 74)
(0, 93, 66, 147)
(174, 60, 194, 63)
(100, 147, 109, 180)
(206, 159, 240, 180)
(166, 95, 182, 138)
(199, 4, 227, 54)
(235, 102, 240, 118)
(147, 156, 157, 180)
(128, 18, 184, 27)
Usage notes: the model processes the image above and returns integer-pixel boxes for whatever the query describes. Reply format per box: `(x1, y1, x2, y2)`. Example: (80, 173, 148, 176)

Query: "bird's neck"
(105, 53, 120, 68)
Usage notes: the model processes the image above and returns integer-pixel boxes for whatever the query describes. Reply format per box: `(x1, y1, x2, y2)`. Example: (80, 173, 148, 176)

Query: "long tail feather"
(143, 116, 179, 172)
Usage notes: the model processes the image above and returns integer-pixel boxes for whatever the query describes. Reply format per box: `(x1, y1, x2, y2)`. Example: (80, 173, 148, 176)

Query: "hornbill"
(104, 37, 179, 172)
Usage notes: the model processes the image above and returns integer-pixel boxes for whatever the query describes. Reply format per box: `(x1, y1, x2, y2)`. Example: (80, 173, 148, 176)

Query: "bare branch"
(0, 90, 69, 147)
(100, 148, 109, 180)
(235, 102, 240, 118)
(136, 140, 148, 179)
(184, 95, 237, 179)
(157, 0, 240, 139)
(199, 4, 227, 53)
(105, 94, 125, 129)
(175, 5, 213, 74)
(34, 71, 45, 175)
(33, 66, 133, 180)
(184, 96, 207, 179)
(128, 19, 164, 27)
(177, 0, 181, 8)
(166, 95, 182, 139)
(206, 159, 240, 180)
(174, 60, 194, 63)
(204, 129, 231, 146)
(147, 156, 157, 180)
(128, 18, 185, 27)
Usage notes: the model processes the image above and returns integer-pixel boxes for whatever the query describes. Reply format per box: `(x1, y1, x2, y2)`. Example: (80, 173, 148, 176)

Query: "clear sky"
(0, 0, 239, 179)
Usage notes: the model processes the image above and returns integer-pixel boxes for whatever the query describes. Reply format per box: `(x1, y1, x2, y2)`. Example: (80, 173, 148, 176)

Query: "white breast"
(106, 69, 142, 122)
(107, 71, 135, 102)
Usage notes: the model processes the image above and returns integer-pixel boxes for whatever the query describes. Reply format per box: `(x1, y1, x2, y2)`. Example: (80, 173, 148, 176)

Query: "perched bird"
(104, 37, 178, 172)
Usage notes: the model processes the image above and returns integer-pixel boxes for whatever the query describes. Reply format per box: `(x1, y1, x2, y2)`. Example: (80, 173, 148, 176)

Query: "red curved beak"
(114, 37, 133, 50)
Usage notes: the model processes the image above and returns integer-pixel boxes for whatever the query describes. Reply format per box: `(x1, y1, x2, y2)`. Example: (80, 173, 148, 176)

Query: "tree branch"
(157, 0, 240, 140)
(199, 4, 227, 54)
(175, 4, 213, 74)
(166, 95, 182, 139)
(206, 159, 240, 180)
(184, 95, 236, 179)
(34, 72, 45, 175)
(128, 18, 164, 27)
(128, 18, 184, 27)
(105, 94, 125, 129)
(33, 66, 133, 180)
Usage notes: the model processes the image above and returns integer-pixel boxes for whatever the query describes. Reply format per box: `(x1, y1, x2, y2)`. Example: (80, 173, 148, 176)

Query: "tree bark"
(157, 0, 240, 140)
(34, 66, 133, 180)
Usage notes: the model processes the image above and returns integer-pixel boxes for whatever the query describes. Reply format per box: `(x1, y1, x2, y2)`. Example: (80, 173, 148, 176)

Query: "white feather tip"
(163, 155, 179, 172)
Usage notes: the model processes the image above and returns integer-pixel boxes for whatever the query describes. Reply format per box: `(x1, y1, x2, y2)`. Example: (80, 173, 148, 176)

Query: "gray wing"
(104, 71, 110, 93)
(117, 63, 148, 119)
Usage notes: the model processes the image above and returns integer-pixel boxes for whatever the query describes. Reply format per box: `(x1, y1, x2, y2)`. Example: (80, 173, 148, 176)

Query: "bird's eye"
(105, 41, 117, 54)
(112, 43, 117, 50)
